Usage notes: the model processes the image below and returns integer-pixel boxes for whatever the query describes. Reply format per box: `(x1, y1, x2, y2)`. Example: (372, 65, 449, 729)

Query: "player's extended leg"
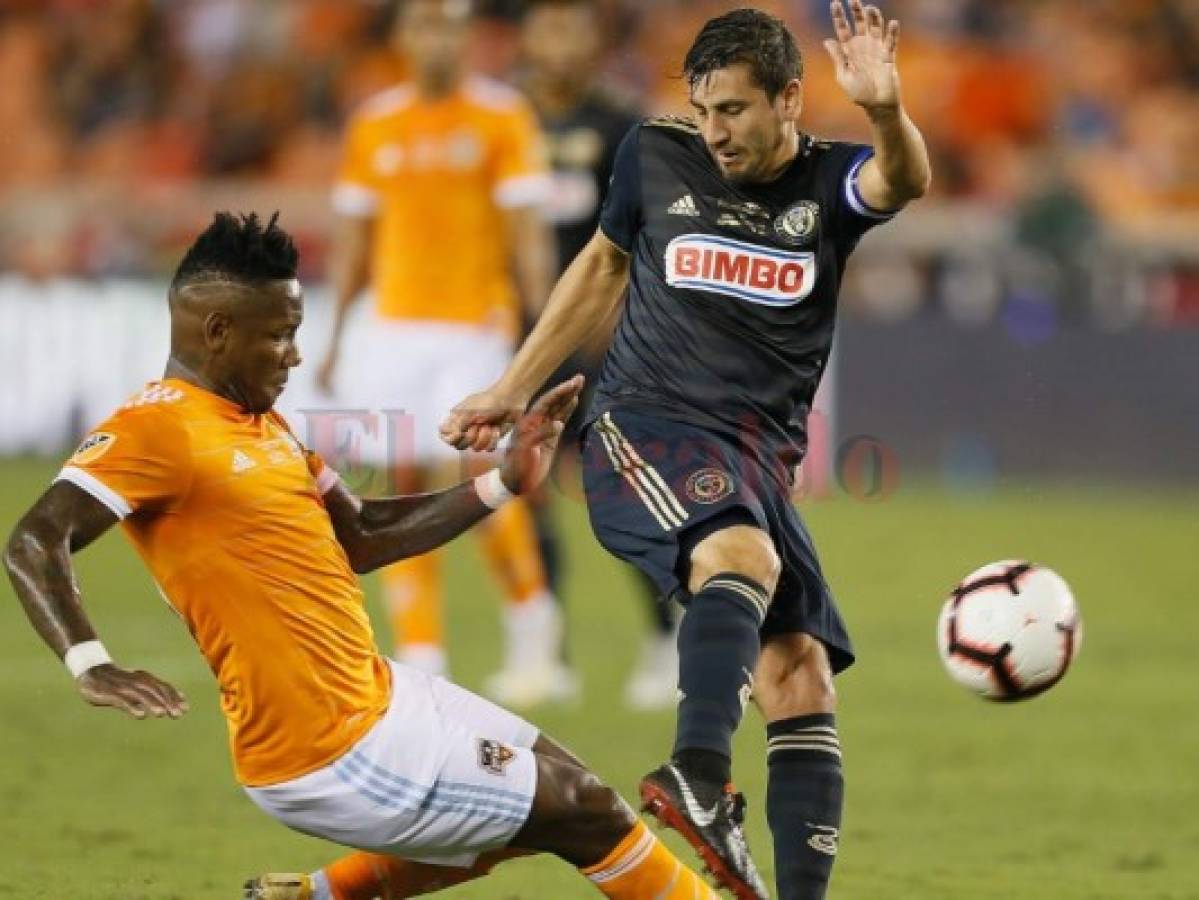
(639, 522, 777, 900)
(510, 746, 721, 898)
(245, 849, 528, 900)
(753, 632, 842, 900)
(247, 734, 716, 900)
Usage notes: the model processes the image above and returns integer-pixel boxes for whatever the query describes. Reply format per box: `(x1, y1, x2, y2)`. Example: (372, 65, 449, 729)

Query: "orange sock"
(581, 821, 719, 899)
(323, 848, 527, 900)
(476, 498, 549, 603)
(381, 550, 444, 673)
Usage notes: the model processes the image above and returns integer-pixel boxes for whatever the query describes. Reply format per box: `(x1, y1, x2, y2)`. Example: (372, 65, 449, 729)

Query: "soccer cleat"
(242, 873, 312, 900)
(640, 764, 770, 900)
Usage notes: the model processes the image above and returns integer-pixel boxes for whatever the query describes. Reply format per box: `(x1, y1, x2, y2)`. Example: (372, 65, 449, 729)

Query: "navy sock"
(672, 747, 730, 796)
(672, 573, 768, 765)
(766, 713, 844, 900)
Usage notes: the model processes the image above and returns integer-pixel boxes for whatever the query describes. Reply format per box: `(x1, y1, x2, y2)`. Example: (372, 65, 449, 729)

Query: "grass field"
(2, 456, 1197, 899)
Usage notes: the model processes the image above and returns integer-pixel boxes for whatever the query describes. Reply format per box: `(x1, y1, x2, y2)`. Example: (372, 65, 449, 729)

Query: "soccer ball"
(937, 560, 1082, 701)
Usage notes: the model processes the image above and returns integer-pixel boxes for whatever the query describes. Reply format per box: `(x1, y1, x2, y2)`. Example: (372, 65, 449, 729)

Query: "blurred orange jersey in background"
(57, 379, 392, 787)
(333, 77, 550, 337)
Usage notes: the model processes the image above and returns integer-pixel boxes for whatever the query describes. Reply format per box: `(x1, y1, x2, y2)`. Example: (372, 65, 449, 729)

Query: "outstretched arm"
(323, 480, 494, 574)
(327, 376, 583, 573)
(4, 483, 188, 719)
(825, 0, 932, 209)
(440, 229, 630, 453)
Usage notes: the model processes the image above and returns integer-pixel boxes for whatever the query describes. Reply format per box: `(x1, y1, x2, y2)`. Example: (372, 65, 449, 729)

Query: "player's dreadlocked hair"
(683, 8, 803, 100)
(171, 212, 298, 292)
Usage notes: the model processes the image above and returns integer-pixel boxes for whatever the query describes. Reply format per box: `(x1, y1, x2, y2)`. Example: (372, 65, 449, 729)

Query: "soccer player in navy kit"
(443, 4, 931, 899)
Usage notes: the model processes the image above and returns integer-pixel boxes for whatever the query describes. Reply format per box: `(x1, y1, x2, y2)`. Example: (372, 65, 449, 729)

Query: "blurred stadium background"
(1, 1, 1196, 897)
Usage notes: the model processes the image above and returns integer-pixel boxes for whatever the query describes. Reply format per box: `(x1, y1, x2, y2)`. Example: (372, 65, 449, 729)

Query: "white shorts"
(328, 318, 512, 467)
(245, 661, 539, 867)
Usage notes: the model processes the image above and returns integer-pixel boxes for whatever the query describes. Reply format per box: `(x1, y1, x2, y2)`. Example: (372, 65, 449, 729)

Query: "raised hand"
(78, 664, 189, 720)
(499, 375, 584, 495)
(824, 0, 901, 110)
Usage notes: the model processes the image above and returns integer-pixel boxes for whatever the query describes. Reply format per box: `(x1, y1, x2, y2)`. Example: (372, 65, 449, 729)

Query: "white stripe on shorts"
(334, 750, 530, 823)
(596, 413, 690, 531)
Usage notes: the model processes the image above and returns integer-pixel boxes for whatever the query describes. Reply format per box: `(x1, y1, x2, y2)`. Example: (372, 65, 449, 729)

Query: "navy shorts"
(581, 407, 854, 673)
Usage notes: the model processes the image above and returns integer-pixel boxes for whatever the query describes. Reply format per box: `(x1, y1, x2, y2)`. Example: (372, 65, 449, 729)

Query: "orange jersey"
(333, 77, 550, 333)
(57, 379, 391, 787)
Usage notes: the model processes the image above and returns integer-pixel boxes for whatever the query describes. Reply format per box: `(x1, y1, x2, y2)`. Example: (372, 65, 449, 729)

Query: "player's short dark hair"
(171, 212, 298, 291)
(683, 8, 803, 100)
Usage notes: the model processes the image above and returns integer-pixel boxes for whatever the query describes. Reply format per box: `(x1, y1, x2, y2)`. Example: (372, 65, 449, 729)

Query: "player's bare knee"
(754, 635, 836, 718)
(517, 760, 634, 865)
(757, 662, 836, 719)
(570, 770, 636, 835)
(547, 769, 634, 863)
(688, 525, 781, 595)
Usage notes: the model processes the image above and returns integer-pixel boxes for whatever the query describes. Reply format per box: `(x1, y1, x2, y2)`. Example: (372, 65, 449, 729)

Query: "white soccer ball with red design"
(937, 560, 1082, 701)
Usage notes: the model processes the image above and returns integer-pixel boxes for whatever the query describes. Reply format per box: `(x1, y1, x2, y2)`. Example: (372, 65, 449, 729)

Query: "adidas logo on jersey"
(665, 234, 817, 307)
(667, 194, 699, 216)
(232, 450, 257, 473)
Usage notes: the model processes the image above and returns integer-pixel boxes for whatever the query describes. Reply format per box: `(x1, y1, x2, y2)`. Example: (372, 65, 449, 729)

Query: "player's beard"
(741, 138, 794, 184)
(713, 132, 783, 184)
(709, 145, 749, 182)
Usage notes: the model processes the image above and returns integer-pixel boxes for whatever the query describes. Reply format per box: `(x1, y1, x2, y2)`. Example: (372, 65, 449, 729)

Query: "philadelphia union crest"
(774, 200, 820, 246)
(686, 468, 734, 504)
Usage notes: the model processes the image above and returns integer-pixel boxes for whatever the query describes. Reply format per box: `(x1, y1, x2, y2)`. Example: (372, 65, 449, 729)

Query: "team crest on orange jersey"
(477, 738, 516, 776)
(70, 432, 115, 465)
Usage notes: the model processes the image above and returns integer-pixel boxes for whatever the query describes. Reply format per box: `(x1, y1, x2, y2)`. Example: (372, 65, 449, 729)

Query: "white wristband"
(64, 640, 112, 679)
(474, 468, 515, 510)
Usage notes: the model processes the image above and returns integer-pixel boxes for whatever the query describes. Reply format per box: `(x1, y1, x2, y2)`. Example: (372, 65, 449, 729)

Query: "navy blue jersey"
(591, 118, 896, 473)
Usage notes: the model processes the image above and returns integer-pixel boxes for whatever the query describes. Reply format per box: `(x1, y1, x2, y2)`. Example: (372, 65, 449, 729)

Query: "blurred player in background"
(517, 0, 679, 710)
(4, 213, 723, 900)
(443, 4, 931, 898)
(314, 0, 574, 705)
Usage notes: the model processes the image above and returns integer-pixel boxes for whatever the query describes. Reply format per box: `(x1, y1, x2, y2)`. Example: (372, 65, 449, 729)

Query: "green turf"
(2, 456, 1197, 899)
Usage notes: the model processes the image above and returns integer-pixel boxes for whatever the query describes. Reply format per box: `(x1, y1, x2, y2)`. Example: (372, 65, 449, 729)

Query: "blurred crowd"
(0, 0, 1196, 323)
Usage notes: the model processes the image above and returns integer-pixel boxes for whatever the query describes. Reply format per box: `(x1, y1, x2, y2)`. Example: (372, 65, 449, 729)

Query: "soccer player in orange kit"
(4, 213, 721, 900)
(312, 0, 570, 704)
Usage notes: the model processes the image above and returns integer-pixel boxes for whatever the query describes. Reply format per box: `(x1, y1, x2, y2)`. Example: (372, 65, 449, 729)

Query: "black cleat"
(639, 763, 770, 900)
